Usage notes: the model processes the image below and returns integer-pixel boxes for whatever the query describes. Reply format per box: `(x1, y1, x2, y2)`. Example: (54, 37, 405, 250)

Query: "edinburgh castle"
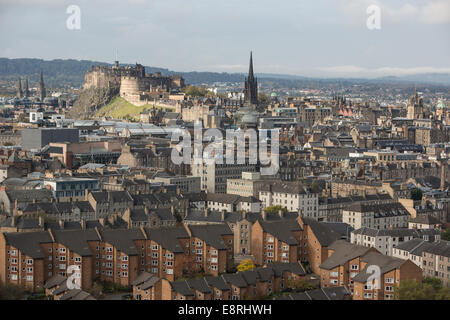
(83, 61, 185, 106)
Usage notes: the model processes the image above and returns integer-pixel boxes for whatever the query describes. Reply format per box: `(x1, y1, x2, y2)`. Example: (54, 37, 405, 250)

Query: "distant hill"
(0, 58, 245, 88)
(1, 57, 449, 88)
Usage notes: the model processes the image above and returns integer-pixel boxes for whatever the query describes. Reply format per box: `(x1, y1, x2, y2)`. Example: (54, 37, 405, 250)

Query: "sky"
(0, 0, 449, 78)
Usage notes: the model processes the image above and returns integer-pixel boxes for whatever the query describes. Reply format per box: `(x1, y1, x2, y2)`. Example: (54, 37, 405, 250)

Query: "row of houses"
(0, 223, 234, 291)
(132, 262, 307, 300)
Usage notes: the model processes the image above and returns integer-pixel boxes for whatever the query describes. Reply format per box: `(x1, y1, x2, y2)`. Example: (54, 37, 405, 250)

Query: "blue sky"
(0, 0, 449, 77)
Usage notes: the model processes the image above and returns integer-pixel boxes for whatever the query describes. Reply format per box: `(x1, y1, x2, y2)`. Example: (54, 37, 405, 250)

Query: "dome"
(437, 101, 447, 109)
(271, 92, 278, 97)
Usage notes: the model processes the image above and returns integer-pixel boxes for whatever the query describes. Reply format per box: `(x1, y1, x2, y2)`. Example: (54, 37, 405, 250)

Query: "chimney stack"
(58, 220, 64, 229)
(81, 218, 86, 230)
(38, 216, 44, 228)
(441, 160, 446, 191)
(204, 208, 210, 217)
(278, 209, 284, 218)
(262, 209, 267, 220)
(221, 209, 226, 221)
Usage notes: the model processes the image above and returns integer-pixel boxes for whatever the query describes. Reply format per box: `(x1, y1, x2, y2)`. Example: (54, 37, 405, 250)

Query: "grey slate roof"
(52, 229, 100, 256)
(274, 286, 350, 300)
(90, 191, 133, 203)
(319, 240, 373, 270)
(44, 274, 67, 289)
(5, 189, 54, 203)
(132, 272, 161, 290)
(302, 218, 342, 246)
(266, 262, 306, 277)
(258, 220, 302, 245)
(187, 224, 233, 250)
(171, 280, 195, 296)
(4, 231, 52, 259)
(144, 226, 189, 253)
(186, 278, 213, 294)
(352, 252, 405, 283)
(100, 228, 146, 255)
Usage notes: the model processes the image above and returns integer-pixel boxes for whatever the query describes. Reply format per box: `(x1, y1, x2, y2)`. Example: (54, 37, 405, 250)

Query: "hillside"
(2, 58, 450, 89)
(93, 96, 165, 120)
(0, 58, 243, 88)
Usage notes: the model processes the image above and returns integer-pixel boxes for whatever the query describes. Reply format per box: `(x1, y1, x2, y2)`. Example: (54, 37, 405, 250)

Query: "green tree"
(310, 181, 322, 194)
(0, 281, 26, 300)
(441, 229, 450, 241)
(258, 93, 270, 105)
(264, 205, 288, 215)
(410, 188, 423, 201)
(394, 278, 450, 300)
(183, 85, 213, 97)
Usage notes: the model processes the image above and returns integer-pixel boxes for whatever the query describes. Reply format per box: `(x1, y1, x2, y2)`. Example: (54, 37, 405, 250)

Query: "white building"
(351, 227, 439, 256)
(343, 202, 410, 230)
(259, 181, 319, 218)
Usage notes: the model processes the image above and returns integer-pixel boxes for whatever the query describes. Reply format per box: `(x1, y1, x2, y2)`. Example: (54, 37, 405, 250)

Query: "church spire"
(39, 69, 46, 101)
(249, 51, 254, 79)
(244, 51, 258, 105)
(25, 77, 30, 97)
(17, 78, 23, 98)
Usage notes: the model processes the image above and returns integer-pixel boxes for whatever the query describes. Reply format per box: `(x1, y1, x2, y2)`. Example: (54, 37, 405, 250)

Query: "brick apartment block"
(250, 217, 344, 275)
(131, 262, 307, 300)
(0, 223, 234, 291)
(319, 240, 422, 300)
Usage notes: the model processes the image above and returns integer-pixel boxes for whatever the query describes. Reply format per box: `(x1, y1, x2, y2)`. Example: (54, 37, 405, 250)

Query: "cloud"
(419, 0, 450, 24)
(338, 0, 419, 25)
(317, 65, 450, 77)
(338, 0, 450, 26)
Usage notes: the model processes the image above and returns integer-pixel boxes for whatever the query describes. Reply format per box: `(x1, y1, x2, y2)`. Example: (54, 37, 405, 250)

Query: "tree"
(183, 85, 213, 97)
(258, 93, 270, 105)
(441, 229, 450, 241)
(310, 181, 322, 194)
(0, 281, 26, 300)
(285, 279, 316, 292)
(87, 281, 103, 299)
(394, 278, 450, 300)
(264, 205, 288, 215)
(237, 259, 256, 272)
(410, 188, 423, 201)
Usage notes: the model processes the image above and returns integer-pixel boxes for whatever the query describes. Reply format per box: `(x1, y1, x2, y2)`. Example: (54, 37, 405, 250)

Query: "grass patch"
(94, 96, 171, 120)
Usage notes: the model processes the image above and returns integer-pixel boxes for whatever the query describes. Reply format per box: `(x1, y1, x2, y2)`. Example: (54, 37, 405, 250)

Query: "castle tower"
(17, 78, 23, 98)
(244, 51, 258, 105)
(407, 89, 423, 119)
(39, 69, 46, 101)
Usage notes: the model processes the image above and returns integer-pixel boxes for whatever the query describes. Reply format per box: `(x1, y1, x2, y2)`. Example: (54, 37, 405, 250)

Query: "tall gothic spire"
(17, 78, 23, 98)
(24, 77, 30, 97)
(248, 51, 254, 79)
(244, 51, 258, 105)
(39, 69, 46, 101)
